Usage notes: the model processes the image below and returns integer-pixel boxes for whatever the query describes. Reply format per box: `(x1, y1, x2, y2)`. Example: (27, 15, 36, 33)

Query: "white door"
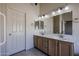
(6, 9, 26, 55)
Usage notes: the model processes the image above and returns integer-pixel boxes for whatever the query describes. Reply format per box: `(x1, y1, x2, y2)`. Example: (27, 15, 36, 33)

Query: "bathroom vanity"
(34, 34, 74, 56)
(34, 10, 74, 56)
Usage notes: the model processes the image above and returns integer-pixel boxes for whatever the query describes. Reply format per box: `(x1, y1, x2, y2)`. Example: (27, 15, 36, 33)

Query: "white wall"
(71, 4, 79, 54)
(25, 4, 40, 50)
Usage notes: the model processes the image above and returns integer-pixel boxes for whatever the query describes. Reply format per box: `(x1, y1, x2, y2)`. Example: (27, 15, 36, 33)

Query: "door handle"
(0, 12, 6, 46)
(9, 33, 12, 36)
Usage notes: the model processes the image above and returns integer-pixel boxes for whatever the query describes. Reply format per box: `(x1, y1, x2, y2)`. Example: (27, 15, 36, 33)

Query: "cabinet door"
(34, 36, 38, 48)
(37, 36, 43, 50)
(48, 39, 58, 56)
(58, 41, 74, 56)
(42, 38, 48, 54)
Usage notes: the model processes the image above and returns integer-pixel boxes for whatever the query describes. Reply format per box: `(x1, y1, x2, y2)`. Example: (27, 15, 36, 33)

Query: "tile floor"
(12, 48, 47, 56)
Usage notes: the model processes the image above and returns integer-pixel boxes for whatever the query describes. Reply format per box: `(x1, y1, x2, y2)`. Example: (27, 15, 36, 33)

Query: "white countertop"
(34, 34, 74, 43)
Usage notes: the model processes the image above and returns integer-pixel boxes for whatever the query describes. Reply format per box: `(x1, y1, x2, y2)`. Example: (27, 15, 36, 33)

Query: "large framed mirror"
(52, 11, 72, 35)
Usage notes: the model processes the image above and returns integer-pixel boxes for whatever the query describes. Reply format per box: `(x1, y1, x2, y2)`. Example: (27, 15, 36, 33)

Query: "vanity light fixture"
(64, 6, 69, 10)
(41, 15, 44, 19)
(57, 8, 61, 13)
(35, 5, 70, 20)
(44, 14, 49, 18)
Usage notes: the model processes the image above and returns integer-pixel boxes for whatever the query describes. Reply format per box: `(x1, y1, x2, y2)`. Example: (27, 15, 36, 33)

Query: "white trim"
(0, 12, 6, 46)
(60, 15, 62, 34)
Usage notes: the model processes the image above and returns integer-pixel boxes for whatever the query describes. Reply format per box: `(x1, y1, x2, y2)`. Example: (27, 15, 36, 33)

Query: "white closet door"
(6, 9, 25, 55)
(16, 10, 25, 52)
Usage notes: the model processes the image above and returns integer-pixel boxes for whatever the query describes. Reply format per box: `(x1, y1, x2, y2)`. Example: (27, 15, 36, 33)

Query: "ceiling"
(39, 3, 66, 15)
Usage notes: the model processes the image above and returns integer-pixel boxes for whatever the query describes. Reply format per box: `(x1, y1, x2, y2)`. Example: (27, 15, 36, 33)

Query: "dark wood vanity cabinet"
(48, 39, 58, 56)
(34, 35, 74, 56)
(37, 36, 43, 50)
(34, 36, 43, 50)
(58, 41, 74, 56)
(42, 38, 49, 54)
(34, 36, 38, 48)
(34, 36, 48, 54)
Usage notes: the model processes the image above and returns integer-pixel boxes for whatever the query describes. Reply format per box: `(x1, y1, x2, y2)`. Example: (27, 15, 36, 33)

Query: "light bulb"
(42, 16, 44, 18)
(45, 15, 49, 18)
(57, 8, 61, 13)
(64, 6, 69, 10)
(52, 12, 55, 15)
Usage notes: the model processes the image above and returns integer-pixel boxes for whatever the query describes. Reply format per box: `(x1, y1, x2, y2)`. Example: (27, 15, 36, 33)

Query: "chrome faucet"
(59, 34, 64, 38)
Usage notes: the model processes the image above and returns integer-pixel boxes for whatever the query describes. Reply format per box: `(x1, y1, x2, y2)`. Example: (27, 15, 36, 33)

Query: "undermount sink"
(58, 34, 68, 40)
(59, 34, 64, 38)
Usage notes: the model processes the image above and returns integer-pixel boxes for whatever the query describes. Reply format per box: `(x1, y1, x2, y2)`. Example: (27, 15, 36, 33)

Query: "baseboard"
(10, 49, 26, 56)
(26, 47, 34, 51)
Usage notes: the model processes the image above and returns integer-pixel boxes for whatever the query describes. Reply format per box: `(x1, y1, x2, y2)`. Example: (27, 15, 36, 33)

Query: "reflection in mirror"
(35, 21, 39, 29)
(62, 12, 72, 35)
(39, 21, 44, 29)
(35, 21, 44, 29)
(64, 21, 72, 35)
(53, 15, 60, 34)
(34, 20, 44, 35)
